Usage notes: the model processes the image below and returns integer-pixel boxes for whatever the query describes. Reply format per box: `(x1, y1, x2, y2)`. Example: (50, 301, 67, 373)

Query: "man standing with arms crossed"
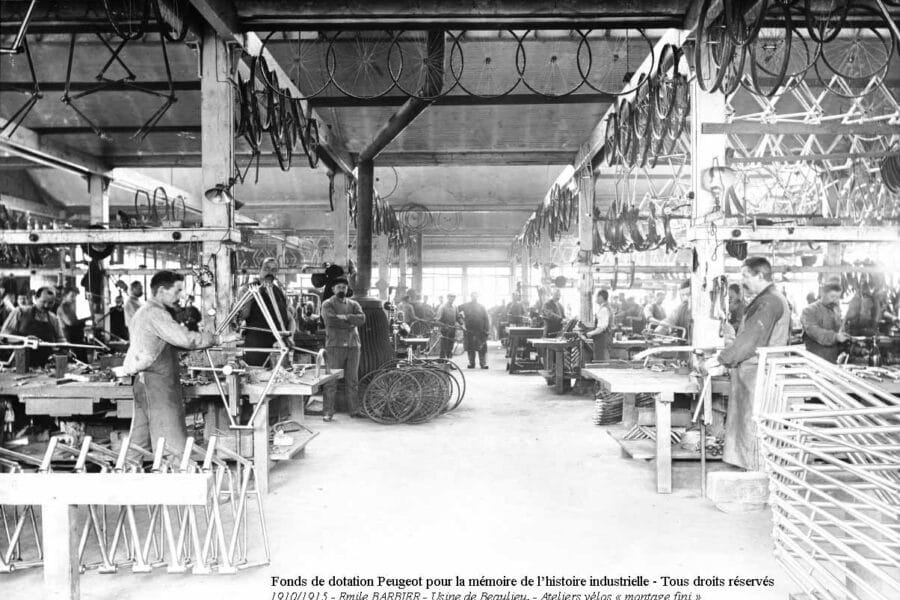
(115, 271, 239, 454)
(321, 277, 366, 421)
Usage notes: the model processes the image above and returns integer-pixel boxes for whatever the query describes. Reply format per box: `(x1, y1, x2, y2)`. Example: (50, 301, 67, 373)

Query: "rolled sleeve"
(150, 312, 214, 349)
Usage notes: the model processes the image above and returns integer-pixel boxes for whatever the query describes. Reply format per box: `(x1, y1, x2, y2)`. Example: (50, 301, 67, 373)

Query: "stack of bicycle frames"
(603, 43, 691, 169)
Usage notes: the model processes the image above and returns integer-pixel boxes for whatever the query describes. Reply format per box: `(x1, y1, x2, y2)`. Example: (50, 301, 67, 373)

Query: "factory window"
(422, 268, 463, 305)
(467, 267, 511, 310)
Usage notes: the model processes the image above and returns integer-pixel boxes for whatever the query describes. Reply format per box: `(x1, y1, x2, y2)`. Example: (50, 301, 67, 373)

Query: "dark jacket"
(801, 300, 843, 362)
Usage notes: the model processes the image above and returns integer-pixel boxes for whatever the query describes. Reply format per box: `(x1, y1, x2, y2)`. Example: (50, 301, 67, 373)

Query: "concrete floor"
(4, 344, 797, 600)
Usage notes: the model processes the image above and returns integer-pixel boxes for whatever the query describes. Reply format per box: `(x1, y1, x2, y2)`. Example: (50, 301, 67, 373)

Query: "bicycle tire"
(804, 0, 849, 45)
(327, 30, 398, 99)
(103, 0, 150, 41)
(818, 4, 893, 91)
(617, 100, 635, 167)
(153, 0, 189, 43)
(406, 368, 448, 423)
(389, 29, 454, 99)
(269, 92, 292, 171)
(694, 0, 735, 93)
(433, 358, 466, 411)
(305, 117, 320, 169)
(719, 42, 747, 96)
(653, 44, 679, 122)
(516, 29, 587, 97)
(577, 28, 653, 96)
(449, 30, 521, 98)
(604, 111, 620, 167)
(725, 0, 769, 48)
(260, 30, 332, 100)
(748, 4, 796, 97)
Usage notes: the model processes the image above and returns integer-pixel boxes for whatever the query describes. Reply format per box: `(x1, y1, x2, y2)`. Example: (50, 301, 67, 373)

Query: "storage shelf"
(0, 227, 241, 245)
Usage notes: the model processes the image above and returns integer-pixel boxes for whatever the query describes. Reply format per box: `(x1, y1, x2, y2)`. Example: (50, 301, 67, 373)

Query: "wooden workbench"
(580, 367, 699, 494)
(528, 338, 582, 394)
(0, 370, 343, 495)
(506, 327, 544, 374)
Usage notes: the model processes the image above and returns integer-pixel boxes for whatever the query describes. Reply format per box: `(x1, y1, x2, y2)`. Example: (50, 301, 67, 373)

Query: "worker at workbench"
(801, 283, 848, 363)
(124, 281, 143, 330)
(583, 289, 614, 361)
(57, 287, 88, 361)
(240, 258, 294, 367)
(703, 257, 791, 471)
(727, 283, 745, 334)
(1, 286, 66, 369)
(321, 277, 365, 421)
(541, 287, 566, 336)
(115, 271, 239, 454)
(654, 280, 692, 341)
(507, 292, 526, 326)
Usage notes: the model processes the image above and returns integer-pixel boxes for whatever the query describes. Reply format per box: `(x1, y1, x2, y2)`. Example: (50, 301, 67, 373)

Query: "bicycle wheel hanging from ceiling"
(103, 0, 151, 41)
(449, 30, 522, 98)
(389, 30, 454, 99)
(694, 0, 735, 93)
(577, 28, 653, 96)
(327, 30, 397, 99)
(516, 29, 587, 97)
(261, 30, 332, 99)
(815, 3, 894, 99)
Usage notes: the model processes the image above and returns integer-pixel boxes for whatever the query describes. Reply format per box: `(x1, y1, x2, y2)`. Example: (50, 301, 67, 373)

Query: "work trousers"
(324, 345, 360, 416)
(439, 328, 455, 358)
(130, 370, 187, 456)
(466, 345, 487, 367)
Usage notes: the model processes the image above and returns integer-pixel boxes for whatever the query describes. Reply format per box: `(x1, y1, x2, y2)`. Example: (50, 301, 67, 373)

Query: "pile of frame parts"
(0, 434, 269, 575)
(755, 348, 900, 600)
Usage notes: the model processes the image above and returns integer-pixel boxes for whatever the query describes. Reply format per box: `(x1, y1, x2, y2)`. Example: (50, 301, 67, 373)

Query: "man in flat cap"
(437, 293, 460, 359)
(321, 277, 366, 421)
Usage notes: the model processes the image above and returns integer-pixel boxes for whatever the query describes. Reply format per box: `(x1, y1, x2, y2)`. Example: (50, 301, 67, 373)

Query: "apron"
(244, 285, 288, 366)
(131, 341, 187, 454)
(23, 311, 56, 369)
(723, 290, 791, 470)
(591, 329, 611, 361)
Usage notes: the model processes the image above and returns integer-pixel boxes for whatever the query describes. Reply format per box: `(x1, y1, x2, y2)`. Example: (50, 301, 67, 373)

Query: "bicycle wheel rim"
(748, 2, 793, 97)
(327, 30, 398, 99)
(450, 30, 521, 98)
(694, 0, 735, 93)
(516, 29, 587, 97)
(578, 28, 653, 96)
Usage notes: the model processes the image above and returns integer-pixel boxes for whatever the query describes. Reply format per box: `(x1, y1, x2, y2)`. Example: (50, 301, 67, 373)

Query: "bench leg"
(42, 502, 80, 600)
(656, 392, 673, 494)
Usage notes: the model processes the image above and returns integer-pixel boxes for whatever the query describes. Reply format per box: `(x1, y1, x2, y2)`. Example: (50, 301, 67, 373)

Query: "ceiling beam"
(104, 150, 577, 168)
(308, 93, 615, 108)
(0, 118, 110, 176)
(187, 0, 354, 175)
(0, 81, 200, 93)
(238, 0, 691, 29)
(361, 150, 575, 166)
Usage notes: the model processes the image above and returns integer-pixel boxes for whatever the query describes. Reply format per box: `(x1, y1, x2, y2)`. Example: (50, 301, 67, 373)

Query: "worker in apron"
(583, 289, 614, 361)
(115, 270, 239, 454)
(704, 257, 791, 471)
(240, 259, 293, 367)
(0, 286, 67, 369)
